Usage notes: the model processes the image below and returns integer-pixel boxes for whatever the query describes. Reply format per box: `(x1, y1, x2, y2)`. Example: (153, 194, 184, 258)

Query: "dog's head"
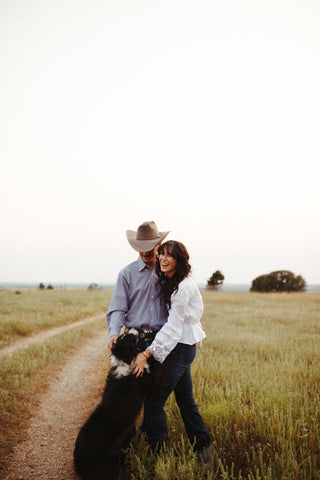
(110, 329, 139, 366)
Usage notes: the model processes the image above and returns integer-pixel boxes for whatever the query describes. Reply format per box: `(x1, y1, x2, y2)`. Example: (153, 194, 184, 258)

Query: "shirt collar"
(138, 255, 150, 271)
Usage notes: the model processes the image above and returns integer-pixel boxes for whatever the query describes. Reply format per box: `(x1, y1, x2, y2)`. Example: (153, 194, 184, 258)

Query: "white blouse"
(148, 276, 206, 363)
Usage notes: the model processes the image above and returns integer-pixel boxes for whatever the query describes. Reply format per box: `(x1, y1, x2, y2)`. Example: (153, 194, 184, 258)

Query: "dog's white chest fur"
(110, 355, 150, 378)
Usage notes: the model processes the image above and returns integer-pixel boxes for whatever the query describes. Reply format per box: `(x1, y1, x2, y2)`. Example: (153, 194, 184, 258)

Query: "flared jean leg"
(141, 343, 210, 451)
(173, 364, 211, 451)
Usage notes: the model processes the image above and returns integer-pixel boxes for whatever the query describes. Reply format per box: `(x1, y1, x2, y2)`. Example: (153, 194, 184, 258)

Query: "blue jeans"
(119, 339, 211, 466)
(140, 341, 211, 452)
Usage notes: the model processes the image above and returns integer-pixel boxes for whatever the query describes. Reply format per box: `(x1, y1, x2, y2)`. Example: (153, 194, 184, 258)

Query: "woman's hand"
(132, 351, 151, 377)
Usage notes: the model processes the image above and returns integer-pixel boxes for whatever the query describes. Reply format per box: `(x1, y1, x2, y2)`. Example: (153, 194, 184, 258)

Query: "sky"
(1, 0, 320, 286)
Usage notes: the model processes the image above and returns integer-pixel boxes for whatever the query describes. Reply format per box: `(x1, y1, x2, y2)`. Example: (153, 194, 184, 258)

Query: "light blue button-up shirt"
(106, 256, 168, 337)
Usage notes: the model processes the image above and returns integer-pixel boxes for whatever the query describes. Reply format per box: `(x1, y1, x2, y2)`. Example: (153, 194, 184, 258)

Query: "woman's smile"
(159, 249, 177, 278)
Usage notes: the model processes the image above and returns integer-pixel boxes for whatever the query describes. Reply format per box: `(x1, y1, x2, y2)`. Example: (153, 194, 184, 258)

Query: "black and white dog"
(74, 329, 165, 480)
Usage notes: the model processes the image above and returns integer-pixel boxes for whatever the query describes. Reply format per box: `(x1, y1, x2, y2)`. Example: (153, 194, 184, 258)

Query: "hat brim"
(126, 230, 170, 252)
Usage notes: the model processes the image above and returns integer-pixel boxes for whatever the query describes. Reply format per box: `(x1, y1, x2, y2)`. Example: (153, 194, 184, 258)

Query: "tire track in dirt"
(0, 313, 105, 360)
(4, 329, 110, 480)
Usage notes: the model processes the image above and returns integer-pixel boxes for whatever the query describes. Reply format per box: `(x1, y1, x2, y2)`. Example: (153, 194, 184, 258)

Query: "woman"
(133, 240, 212, 462)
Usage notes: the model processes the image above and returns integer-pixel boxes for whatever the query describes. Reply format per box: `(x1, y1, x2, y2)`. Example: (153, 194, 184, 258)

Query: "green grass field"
(130, 291, 320, 479)
(0, 288, 112, 348)
(0, 289, 319, 479)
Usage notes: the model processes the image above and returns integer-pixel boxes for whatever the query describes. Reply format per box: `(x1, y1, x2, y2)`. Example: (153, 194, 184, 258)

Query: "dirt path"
(3, 325, 110, 480)
(0, 313, 105, 360)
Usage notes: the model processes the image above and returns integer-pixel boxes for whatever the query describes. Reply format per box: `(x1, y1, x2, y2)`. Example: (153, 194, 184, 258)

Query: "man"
(107, 220, 170, 349)
(106, 221, 170, 464)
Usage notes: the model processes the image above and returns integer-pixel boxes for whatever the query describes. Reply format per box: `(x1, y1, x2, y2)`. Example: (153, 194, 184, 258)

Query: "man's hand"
(108, 335, 118, 351)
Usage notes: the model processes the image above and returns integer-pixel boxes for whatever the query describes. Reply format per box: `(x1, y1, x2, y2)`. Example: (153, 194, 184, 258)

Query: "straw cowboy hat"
(126, 221, 170, 252)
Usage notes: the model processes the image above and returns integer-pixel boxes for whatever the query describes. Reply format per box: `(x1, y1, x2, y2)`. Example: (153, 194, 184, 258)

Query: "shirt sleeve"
(106, 270, 130, 337)
(147, 281, 191, 363)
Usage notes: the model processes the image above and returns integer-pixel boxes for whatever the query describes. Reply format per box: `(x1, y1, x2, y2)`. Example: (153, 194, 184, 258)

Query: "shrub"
(207, 270, 225, 289)
(250, 270, 306, 292)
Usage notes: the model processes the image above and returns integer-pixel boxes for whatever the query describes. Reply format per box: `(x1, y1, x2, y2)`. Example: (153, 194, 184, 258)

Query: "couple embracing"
(107, 221, 213, 467)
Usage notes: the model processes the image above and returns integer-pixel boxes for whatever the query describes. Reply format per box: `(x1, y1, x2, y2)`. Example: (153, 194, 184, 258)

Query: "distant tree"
(38, 283, 45, 290)
(46, 284, 54, 290)
(207, 270, 225, 290)
(88, 283, 99, 290)
(250, 270, 306, 293)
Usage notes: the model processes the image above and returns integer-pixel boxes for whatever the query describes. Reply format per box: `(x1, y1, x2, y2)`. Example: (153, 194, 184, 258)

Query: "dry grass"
(0, 319, 107, 474)
(0, 288, 112, 474)
(1, 289, 320, 479)
(0, 288, 112, 347)
(129, 292, 320, 479)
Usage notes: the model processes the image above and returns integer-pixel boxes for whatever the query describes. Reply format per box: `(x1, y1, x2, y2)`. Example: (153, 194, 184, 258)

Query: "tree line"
(207, 270, 306, 292)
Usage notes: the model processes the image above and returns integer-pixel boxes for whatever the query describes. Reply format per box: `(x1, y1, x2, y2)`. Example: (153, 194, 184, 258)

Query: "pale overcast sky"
(1, 0, 319, 286)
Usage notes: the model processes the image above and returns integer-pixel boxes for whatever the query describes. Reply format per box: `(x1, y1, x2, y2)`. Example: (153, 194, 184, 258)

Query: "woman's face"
(159, 247, 177, 278)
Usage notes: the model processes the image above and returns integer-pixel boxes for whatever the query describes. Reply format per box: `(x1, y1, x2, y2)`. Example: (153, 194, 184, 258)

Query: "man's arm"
(106, 269, 130, 338)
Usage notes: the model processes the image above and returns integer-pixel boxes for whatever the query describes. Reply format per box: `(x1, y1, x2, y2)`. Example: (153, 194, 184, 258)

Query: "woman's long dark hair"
(156, 240, 191, 310)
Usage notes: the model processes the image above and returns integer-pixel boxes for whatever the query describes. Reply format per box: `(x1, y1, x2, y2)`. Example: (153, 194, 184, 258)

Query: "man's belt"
(124, 326, 158, 342)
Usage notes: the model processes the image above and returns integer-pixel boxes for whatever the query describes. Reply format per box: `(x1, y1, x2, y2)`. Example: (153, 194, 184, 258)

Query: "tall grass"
(1, 290, 319, 479)
(128, 292, 320, 479)
(0, 288, 112, 347)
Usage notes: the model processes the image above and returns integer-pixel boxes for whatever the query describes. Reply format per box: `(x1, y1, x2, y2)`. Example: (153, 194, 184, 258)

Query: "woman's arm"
(132, 280, 193, 375)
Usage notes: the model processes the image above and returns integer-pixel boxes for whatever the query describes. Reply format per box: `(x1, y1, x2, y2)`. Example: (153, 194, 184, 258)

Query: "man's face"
(139, 244, 160, 267)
